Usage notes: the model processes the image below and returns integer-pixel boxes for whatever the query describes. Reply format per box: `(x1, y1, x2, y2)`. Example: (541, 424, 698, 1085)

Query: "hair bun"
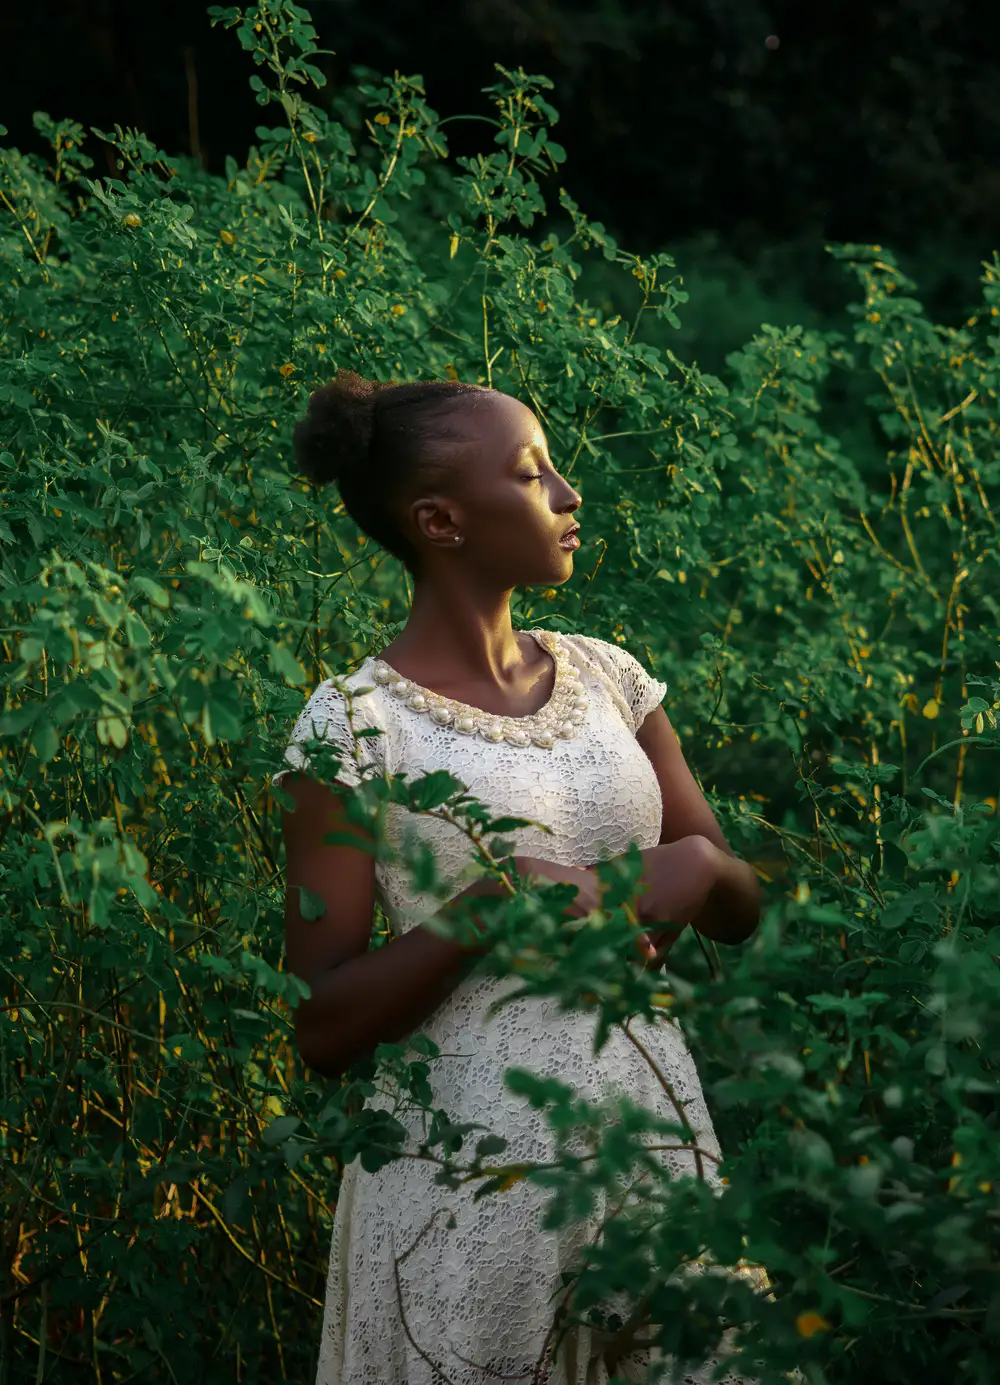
(292, 369, 380, 488)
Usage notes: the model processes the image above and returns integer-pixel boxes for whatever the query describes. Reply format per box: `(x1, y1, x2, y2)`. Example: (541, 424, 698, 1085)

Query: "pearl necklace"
(368, 629, 589, 749)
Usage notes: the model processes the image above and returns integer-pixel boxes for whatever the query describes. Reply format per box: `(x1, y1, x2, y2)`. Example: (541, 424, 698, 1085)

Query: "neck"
(391, 579, 527, 682)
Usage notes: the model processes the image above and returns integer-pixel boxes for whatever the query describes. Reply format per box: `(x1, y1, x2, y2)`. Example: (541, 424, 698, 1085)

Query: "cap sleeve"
(273, 678, 383, 790)
(567, 633, 668, 735)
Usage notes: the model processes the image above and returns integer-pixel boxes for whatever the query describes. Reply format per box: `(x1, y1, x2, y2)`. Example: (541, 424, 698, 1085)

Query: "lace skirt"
(314, 970, 762, 1385)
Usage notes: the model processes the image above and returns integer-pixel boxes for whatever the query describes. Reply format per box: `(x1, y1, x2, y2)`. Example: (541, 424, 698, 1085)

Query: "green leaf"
(269, 641, 306, 686)
(222, 1175, 251, 1228)
(31, 717, 59, 763)
(879, 841, 910, 879)
(19, 636, 45, 664)
(486, 816, 537, 834)
(132, 575, 171, 608)
(474, 1133, 509, 1159)
(925, 1044, 948, 1076)
(261, 1115, 302, 1147)
(407, 770, 463, 811)
(298, 886, 327, 920)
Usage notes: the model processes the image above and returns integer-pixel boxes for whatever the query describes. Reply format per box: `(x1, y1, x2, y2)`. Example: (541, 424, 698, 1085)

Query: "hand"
(632, 835, 724, 967)
(514, 850, 699, 970)
(635, 923, 686, 970)
(511, 855, 601, 918)
(635, 835, 718, 929)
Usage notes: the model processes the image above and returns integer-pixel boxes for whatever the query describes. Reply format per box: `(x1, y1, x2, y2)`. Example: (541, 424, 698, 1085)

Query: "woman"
(276, 370, 763, 1385)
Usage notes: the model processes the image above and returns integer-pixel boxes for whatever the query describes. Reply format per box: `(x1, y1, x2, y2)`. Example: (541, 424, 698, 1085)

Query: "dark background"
(3, 0, 997, 344)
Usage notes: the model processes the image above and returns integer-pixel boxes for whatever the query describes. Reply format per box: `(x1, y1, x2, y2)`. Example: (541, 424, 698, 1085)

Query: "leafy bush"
(2, 2, 999, 1381)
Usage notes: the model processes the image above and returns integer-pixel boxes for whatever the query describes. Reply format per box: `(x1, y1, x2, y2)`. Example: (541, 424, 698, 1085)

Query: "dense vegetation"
(2, 3, 999, 1382)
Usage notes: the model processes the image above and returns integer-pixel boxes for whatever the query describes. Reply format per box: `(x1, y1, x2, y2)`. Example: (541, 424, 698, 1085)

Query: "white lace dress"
(276, 628, 752, 1385)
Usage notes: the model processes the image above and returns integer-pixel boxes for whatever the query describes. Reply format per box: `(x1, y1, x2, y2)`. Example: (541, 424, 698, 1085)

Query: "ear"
(635, 705, 737, 857)
(409, 496, 461, 547)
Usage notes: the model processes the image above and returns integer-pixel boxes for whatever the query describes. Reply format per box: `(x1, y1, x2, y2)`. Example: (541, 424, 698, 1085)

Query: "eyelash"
(522, 473, 544, 482)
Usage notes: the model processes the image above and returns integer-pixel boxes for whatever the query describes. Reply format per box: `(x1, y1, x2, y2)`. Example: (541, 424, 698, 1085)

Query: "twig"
(620, 1021, 706, 1181)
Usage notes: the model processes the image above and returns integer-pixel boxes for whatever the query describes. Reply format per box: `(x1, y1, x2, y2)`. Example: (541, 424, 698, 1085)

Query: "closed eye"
(521, 473, 544, 482)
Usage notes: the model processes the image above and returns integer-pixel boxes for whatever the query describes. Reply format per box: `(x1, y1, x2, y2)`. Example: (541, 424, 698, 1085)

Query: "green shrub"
(2, 3, 999, 1381)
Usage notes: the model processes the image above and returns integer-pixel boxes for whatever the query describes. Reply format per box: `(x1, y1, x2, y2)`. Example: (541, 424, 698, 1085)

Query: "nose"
(558, 476, 582, 511)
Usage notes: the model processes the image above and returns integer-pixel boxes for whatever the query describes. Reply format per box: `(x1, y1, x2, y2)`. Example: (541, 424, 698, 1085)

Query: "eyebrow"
(511, 439, 549, 467)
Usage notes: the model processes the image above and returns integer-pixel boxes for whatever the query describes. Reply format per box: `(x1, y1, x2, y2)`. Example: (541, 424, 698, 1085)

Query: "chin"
(512, 545, 576, 590)
(529, 560, 574, 588)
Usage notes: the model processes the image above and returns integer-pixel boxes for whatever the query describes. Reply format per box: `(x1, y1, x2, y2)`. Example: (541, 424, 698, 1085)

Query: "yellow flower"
(390, 304, 406, 316)
(278, 362, 296, 377)
(948, 1150, 962, 1191)
(922, 697, 940, 719)
(796, 1312, 830, 1338)
(123, 213, 142, 228)
(374, 112, 391, 126)
(302, 130, 318, 143)
(334, 268, 347, 279)
(220, 229, 236, 245)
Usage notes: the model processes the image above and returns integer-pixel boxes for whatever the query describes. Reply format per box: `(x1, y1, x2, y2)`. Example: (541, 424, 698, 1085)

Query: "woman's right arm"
(282, 773, 717, 1077)
(282, 772, 519, 1077)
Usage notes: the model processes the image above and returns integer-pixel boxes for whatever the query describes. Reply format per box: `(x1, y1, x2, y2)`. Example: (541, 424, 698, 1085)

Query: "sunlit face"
(405, 390, 583, 588)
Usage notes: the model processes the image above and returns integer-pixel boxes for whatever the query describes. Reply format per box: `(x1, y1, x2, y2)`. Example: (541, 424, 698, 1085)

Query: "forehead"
(461, 390, 544, 463)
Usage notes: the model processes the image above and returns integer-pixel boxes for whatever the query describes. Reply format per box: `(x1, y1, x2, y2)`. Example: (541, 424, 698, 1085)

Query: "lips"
(559, 523, 581, 550)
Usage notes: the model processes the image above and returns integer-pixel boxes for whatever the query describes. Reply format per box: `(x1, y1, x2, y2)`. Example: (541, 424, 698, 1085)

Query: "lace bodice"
(275, 627, 669, 937)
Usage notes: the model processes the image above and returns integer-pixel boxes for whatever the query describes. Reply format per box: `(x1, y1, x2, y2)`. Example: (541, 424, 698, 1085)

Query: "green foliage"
(2, 3, 1000, 1381)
